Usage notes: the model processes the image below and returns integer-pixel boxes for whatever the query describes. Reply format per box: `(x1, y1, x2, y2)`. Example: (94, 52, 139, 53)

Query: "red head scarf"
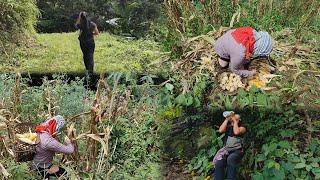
(231, 27, 256, 60)
(35, 119, 58, 137)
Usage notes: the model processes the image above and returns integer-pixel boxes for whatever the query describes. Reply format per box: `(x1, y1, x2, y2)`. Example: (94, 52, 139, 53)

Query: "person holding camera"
(75, 12, 99, 74)
(213, 111, 246, 180)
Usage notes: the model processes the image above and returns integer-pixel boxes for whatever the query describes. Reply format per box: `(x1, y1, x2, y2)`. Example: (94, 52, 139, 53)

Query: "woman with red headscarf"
(32, 115, 74, 179)
(215, 27, 273, 77)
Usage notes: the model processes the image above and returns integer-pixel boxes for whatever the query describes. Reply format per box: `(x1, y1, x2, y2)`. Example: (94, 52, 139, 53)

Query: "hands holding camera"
(226, 115, 240, 124)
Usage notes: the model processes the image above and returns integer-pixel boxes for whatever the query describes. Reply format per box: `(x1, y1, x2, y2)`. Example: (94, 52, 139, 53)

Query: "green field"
(7, 33, 161, 74)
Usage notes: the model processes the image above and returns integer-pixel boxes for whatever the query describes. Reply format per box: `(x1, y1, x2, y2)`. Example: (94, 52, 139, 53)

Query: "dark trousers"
(80, 39, 95, 73)
(37, 166, 67, 179)
(214, 149, 243, 180)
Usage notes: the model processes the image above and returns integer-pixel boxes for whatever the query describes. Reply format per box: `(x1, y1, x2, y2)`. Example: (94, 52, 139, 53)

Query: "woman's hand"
(232, 117, 240, 124)
(64, 136, 71, 144)
(227, 116, 233, 122)
(218, 118, 230, 133)
(232, 114, 246, 135)
(48, 165, 59, 174)
(250, 69, 257, 76)
(67, 126, 74, 137)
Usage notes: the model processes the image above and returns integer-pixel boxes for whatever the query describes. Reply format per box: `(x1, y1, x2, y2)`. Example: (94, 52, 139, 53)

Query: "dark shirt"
(223, 122, 244, 145)
(76, 21, 96, 41)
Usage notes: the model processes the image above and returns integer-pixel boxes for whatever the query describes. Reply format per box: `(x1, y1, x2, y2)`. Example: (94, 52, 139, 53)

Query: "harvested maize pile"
(247, 59, 275, 89)
(16, 132, 38, 144)
(219, 72, 245, 92)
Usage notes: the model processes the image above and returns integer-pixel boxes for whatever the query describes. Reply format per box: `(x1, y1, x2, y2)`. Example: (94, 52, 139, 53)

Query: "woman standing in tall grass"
(75, 12, 99, 75)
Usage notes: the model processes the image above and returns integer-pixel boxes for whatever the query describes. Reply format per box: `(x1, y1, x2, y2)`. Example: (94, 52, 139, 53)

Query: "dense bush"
(36, 0, 162, 37)
(0, 0, 39, 57)
(36, 0, 114, 33)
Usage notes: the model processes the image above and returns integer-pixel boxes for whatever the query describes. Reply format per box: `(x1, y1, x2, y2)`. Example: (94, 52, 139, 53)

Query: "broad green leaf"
(185, 94, 193, 106)
(294, 162, 306, 169)
(256, 154, 266, 162)
(306, 165, 312, 172)
(311, 162, 319, 168)
(252, 172, 264, 180)
(274, 162, 280, 170)
(278, 141, 291, 148)
(194, 97, 201, 108)
(165, 83, 174, 91)
(312, 168, 320, 177)
(267, 160, 275, 168)
(194, 159, 203, 170)
(175, 94, 186, 105)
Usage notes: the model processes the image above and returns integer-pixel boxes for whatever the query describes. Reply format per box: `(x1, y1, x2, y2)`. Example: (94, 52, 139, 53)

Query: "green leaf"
(257, 94, 267, 107)
(311, 162, 319, 168)
(278, 141, 291, 148)
(165, 83, 174, 91)
(194, 159, 203, 170)
(269, 143, 278, 151)
(175, 94, 186, 105)
(267, 160, 275, 168)
(281, 161, 294, 173)
(274, 168, 286, 179)
(312, 168, 320, 177)
(274, 162, 280, 170)
(294, 162, 306, 169)
(193, 97, 201, 108)
(306, 165, 312, 172)
(280, 130, 297, 138)
(256, 154, 266, 162)
(290, 155, 301, 163)
(185, 94, 193, 106)
(252, 172, 264, 180)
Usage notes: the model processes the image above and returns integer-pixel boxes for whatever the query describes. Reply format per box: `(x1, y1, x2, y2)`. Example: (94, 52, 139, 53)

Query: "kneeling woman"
(213, 111, 246, 180)
(32, 115, 74, 179)
(215, 27, 273, 77)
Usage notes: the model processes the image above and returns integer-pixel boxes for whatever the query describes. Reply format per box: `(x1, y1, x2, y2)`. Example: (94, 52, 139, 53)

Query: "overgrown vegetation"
(36, 0, 162, 37)
(0, 74, 165, 179)
(0, 0, 39, 59)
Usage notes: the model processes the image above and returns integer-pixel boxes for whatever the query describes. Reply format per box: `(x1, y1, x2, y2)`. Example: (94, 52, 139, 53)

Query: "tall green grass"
(1, 33, 161, 74)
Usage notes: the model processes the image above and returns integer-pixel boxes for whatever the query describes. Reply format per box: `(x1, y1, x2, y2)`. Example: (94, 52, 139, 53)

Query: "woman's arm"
(232, 120, 246, 135)
(229, 53, 256, 77)
(92, 23, 99, 35)
(75, 12, 82, 29)
(218, 118, 230, 133)
(44, 136, 74, 154)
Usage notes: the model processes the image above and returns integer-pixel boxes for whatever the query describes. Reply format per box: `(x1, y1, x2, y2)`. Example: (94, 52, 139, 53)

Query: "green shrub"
(0, 0, 39, 57)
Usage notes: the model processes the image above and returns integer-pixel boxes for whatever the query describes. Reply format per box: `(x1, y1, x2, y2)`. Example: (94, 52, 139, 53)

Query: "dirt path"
(163, 159, 192, 180)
